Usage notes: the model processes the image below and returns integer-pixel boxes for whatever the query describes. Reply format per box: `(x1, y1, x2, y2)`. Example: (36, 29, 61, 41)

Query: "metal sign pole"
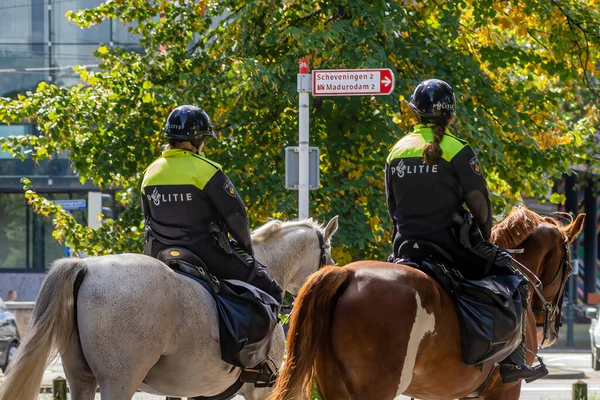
(298, 59, 311, 219)
(290, 63, 394, 218)
(567, 242, 579, 347)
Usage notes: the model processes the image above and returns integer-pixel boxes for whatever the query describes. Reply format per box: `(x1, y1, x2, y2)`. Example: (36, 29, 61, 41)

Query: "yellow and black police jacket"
(385, 124, 493, 239)
(141, 148, 253, 254)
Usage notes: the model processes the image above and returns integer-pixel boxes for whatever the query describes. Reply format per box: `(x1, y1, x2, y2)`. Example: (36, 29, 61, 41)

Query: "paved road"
(1, 351, 598, 399)
(518, 351, 599, 400)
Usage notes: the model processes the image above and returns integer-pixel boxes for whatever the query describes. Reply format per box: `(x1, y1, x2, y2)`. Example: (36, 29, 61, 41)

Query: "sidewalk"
(540, 323, 592, 379)
(4, 358, 244, 399)
(543, 322, 591, 352)
(545, 365, 586, 379)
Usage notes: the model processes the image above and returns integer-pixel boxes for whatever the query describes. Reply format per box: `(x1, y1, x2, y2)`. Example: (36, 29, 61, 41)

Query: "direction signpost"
(290, 60, 395, 219)
(297, 59, 311, 219)
(312, 69, 395, 96)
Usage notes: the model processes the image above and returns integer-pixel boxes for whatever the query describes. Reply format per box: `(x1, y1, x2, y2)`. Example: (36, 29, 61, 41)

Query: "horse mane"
(251, 218, 324, 243)
(490, 205, 572, 249)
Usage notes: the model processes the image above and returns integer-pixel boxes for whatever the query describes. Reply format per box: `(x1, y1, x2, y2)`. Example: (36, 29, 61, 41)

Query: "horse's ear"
(324, 215, 339, 241)
(566, 213, 585, 243)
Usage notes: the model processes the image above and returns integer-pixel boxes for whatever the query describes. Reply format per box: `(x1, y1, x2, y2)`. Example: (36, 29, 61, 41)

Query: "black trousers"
(146, 237, 283, 303)
(393, 227, 484, 278)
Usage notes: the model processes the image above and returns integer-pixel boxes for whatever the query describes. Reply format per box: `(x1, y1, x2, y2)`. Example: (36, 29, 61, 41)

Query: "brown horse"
(269, 207, 585, 400)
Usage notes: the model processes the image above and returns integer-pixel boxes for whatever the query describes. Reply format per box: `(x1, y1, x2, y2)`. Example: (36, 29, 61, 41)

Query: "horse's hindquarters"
(325, 263, 490, 400)
(75, 254, 238, 397)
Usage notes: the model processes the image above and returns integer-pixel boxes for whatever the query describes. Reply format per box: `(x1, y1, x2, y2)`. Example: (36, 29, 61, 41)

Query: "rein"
(508, 243, 570, 347)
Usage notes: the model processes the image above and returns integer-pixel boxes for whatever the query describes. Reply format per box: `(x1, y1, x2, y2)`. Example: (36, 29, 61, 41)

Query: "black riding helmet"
(409, 79, 456, 120)
(165, 105, 218, 141)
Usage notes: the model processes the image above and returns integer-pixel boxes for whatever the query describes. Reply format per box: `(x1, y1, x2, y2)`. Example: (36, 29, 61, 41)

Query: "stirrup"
(239, 361, 277, 388)
(499, 355, 548, 384)
(525, 354, 550, 383)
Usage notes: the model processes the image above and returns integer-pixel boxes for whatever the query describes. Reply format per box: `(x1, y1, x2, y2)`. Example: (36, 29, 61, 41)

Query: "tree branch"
(552, 0, 600, 99)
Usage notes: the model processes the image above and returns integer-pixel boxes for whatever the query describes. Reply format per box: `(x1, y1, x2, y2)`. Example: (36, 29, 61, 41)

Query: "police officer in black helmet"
(141, 105, 284, 304)
(386, 79, 492, 263)
(385, 79, 548, 383)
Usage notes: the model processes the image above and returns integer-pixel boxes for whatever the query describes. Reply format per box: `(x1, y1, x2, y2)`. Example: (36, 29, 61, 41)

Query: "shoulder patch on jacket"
(469, 156, 482, 175)
(223, 179, 236, 197)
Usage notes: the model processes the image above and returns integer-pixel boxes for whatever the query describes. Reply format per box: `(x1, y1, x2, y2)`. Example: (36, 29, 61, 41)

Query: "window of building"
(0, 194, 27, 270)
(0, 1, 141, 273)
(51, 44, 99, 88)
(0, 1, 143, 96)
(0, 125, 31, 159)
(0, 0, 47, 44)
(0, 192, 88, 271)
(112, 19, 141, 45)
(0, 44, 48, 97)
(51, 0, 110, 44)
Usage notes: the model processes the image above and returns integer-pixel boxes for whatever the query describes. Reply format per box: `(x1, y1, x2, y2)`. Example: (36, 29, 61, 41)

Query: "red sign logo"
(299, 59, 310, 74)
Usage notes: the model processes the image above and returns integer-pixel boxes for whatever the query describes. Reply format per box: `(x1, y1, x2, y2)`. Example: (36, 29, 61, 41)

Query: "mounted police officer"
(141, 105, 283, 386)
(385, 79, 548, 383)
(141, 105, 284, 304)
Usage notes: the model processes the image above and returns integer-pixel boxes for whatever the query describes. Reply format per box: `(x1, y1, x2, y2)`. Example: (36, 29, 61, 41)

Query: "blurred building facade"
(0, 0, 139, 299)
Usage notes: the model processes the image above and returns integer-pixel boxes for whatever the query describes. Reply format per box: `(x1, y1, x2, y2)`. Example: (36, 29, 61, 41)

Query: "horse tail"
(269, 266, 353, 400)
(0, 258, 88, 400)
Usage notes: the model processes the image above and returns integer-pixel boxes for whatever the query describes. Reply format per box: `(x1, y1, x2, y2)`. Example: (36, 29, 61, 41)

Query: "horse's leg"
(76, 268, 164, 400)
(482, 382, 521, 400)
(96, 358, 157, 400)
(327, 277, 419, 400)
(85, 342, 156, 400)
(313, 310, 350, 400)
(90, 341, 158, 400)
(61, 335, 97, 400)
(97, 382, 140, 400)
(315, 348, 349, 400)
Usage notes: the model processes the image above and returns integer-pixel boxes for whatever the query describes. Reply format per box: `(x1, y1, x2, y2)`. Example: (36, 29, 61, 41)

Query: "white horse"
(0, 216, 338, 400)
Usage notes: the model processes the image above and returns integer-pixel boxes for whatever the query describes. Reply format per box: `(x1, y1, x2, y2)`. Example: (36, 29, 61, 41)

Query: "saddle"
(157, 247, 279, 394)
(396, 237, 525, 367)
(397, 239, 454, 266)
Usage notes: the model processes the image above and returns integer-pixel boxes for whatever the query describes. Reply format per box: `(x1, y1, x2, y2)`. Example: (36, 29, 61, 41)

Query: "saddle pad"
(411, 259, 525, 366)
(173, 271, 279, 369)
(216, 279, 280, 368)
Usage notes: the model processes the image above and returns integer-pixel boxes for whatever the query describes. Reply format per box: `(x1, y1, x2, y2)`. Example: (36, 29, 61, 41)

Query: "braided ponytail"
(422, 124, 445, 165)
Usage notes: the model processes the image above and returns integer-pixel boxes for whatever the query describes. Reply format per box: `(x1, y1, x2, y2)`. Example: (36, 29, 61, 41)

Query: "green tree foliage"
(1, 0, 599, 264)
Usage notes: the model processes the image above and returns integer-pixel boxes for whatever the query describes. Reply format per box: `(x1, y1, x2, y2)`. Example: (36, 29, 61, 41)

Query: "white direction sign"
(55, 199, 87, 211)
(312, 68, 395, 96)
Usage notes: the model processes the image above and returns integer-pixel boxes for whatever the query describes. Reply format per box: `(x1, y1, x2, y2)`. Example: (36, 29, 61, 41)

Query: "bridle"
(281, 230, 329, 317)
(316, 230, 328, 269)
(509, 242, 571, 347)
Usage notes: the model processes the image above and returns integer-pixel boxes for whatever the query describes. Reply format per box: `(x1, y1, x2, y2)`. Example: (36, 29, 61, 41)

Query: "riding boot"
(499, 283, 548, 383)
(238, 269, 281, 388)
(499, 344, 548, 383)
